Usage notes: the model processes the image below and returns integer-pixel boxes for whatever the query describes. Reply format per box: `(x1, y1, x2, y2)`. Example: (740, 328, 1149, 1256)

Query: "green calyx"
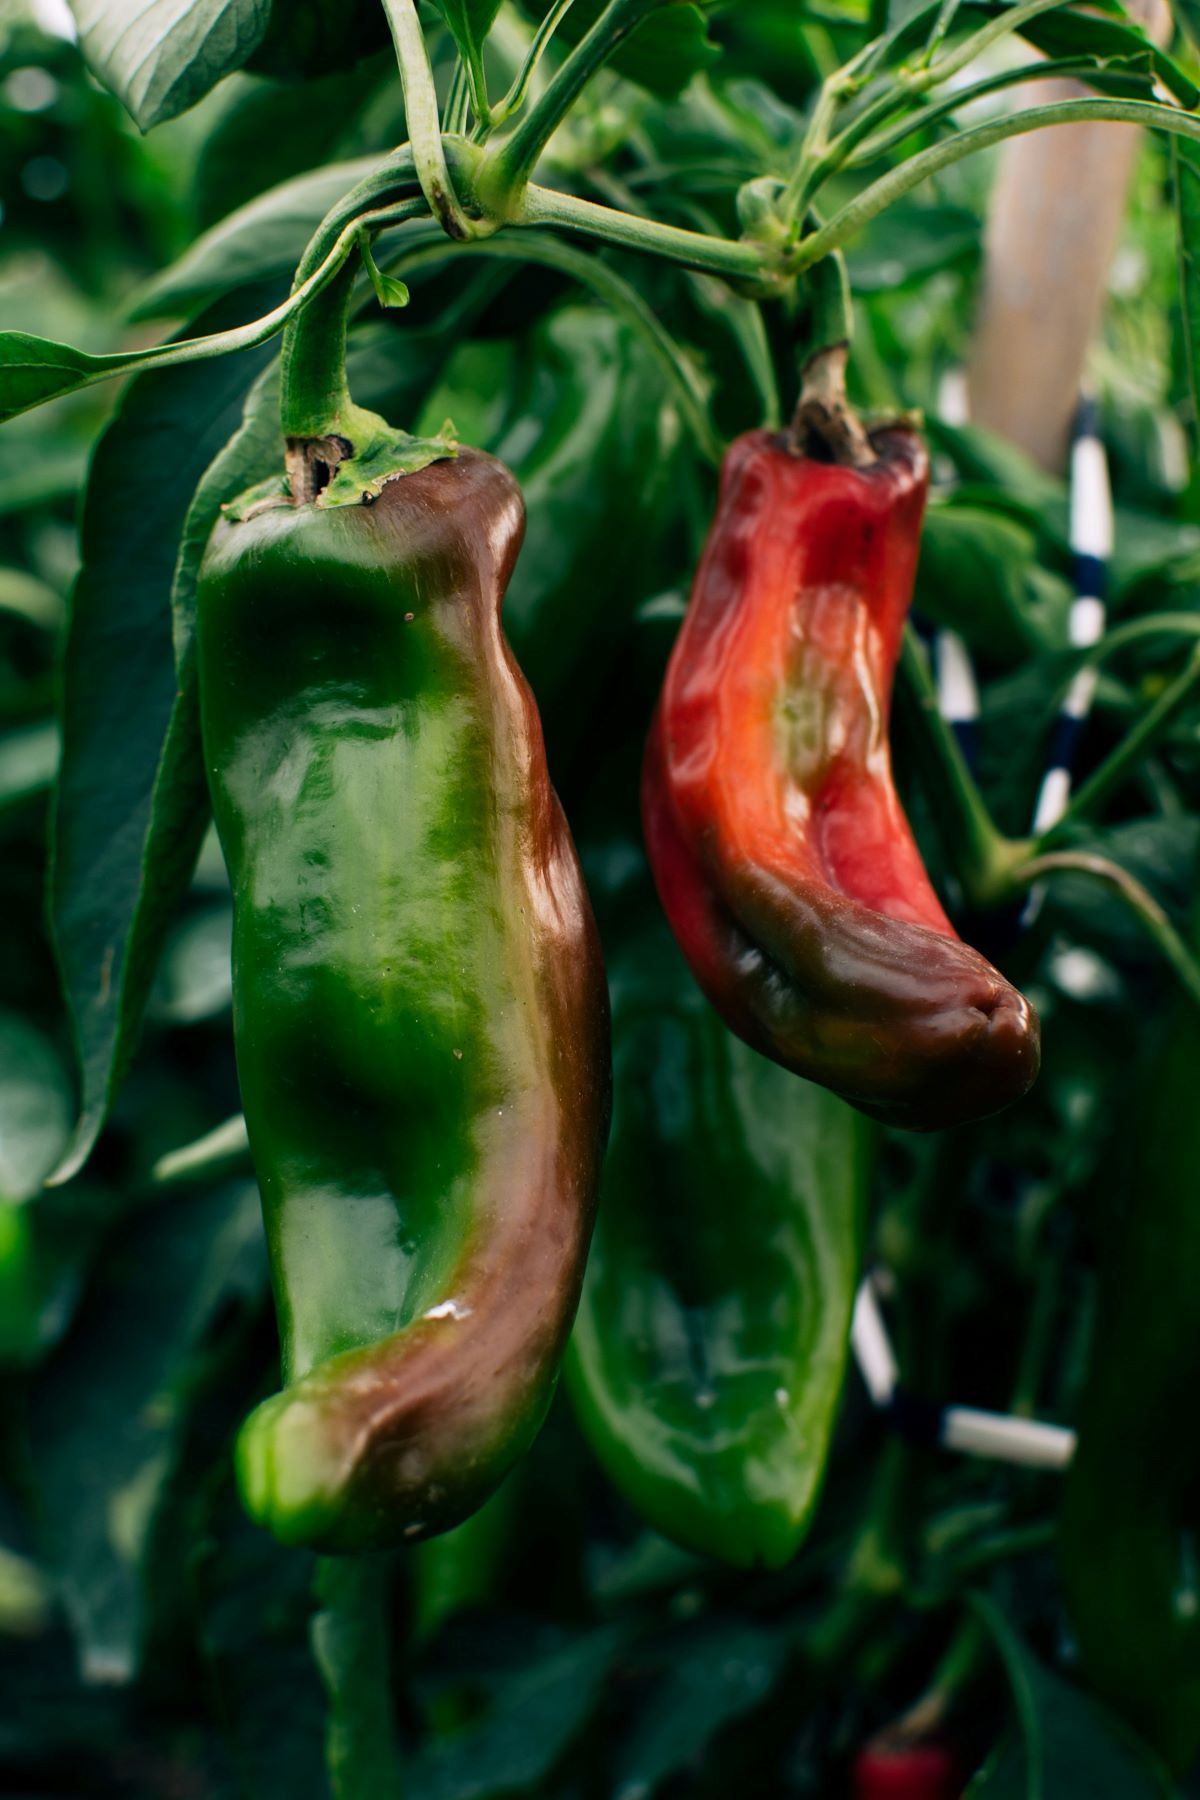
(229, 409, 460, 517)
(288, 407, 459, 509)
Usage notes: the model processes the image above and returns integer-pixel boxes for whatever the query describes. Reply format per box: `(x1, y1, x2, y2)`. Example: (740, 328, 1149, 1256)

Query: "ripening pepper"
(567, 882, 869, 1569)
(195, 446, 611, 1553)
(1060, 885, 1200, 1773)
(643, 353, 1039, 1131)
(852, 1740, 963, 1799)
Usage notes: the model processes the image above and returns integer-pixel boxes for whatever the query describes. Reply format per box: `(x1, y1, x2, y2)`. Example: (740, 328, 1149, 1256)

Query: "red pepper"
(642, 352, 1039, 1131)
(852, 1740, 963, 1800)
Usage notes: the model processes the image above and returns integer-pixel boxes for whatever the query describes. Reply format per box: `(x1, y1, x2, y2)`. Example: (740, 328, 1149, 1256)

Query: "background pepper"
(567, 885, 870, 1568)
(643, 358, 1040, 1131)
(195, 446, 611, 1553)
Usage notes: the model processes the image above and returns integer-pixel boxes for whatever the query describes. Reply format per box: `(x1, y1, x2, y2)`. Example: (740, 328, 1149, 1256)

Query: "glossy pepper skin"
(567, 890, 869, 1569)
(1060, 891, 1200, 1773)
(643, 424, 1040, 1131)
(195, 448, 610, 1553)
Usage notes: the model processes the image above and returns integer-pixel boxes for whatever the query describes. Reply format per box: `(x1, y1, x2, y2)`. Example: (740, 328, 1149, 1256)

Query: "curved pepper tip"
(235, 1392, 347, 1551)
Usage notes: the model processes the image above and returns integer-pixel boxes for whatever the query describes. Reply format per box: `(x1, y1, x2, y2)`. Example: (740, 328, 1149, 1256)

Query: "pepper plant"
(3, 0, 1200, 1793)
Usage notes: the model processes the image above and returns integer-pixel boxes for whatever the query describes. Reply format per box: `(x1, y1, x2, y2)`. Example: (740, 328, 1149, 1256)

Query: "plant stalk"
(382, 0, 475, 239)
(486, 0, 664, 202)
(796, 98, 1200, 272)
(1011, 850, 1200, 1010)
(896, 629, 1026, 906)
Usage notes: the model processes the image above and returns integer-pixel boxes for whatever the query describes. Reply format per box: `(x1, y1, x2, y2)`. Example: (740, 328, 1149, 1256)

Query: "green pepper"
(1060, 891, 1200, 1772)
(567, 877, 871, 1569)
(195, 447, 611, 1554)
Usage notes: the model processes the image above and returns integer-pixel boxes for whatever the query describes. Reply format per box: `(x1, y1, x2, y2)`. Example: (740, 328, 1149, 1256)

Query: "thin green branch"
(2, 194, 424, 425)
(845, 58, 1136, 168)
(1038, 644, 1200, 843)
(382, 0, 475, 239)
(517, 182, 773, 285)
(786, 0, 1068, 223)
(1012, 850, 1200, 1011)
(290, 152, 419, 284)
(485, 0, 663, 202)
(1084, 612, 1200, 667)
(463, 36, 492, 131)
(443, 59, 470, 133)
(491, 0, 579, 128)
(796, 98, 1200, 270)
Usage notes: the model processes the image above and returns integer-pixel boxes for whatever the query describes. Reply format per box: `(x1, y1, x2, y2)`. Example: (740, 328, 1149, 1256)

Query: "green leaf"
(0, 334, 112, 425)
(1175, 0, 1200, 52)
(0, 1014, 72, 1204)
(151, 1113, 250, 1188)
(311, 1558, 404, 1799)
(69, 0, 272, 131)
(966, 1594, 1177, 1798)
(148, 904, 234, 1025)
(247, 0, 393, 79)
(194, 63, 397, 231)
(0, 568, 65, 633)
(916, 502, 1070, 659)
(130, 158, 379, 322)
(48, 295, 280, 1187)
(615, 1621, 791, 1797)
(360, 234, 411, 310)
(0, 720, 61, 816)
(846, 198, 979, 291)
(28, 1182, 267, 1681)
(195, 1478, 327, 1798)
(1013, 7, 1198, 109)
(435, 0, 503, 70)
(1175, 136, 1200, 454)
(409, 1627, 622, 1799)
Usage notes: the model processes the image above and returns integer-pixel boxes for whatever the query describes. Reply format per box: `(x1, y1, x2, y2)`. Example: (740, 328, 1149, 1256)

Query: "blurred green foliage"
(2, 1, 1200, 1795)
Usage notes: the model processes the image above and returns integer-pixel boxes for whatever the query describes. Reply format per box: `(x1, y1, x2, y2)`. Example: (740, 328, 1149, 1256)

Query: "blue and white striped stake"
(848, 387, 1115, 1468)
(930, 370, 982, 773)
(851, 1275, 1076, 1470)
(933, 628, 981, 771)
(1029, 394, 1113, 841)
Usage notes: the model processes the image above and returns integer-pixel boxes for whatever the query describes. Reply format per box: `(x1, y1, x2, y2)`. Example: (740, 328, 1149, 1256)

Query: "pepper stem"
(276, 226, 457, 510)
(790, 343, 875, 467)
(279, 257, 366, 449)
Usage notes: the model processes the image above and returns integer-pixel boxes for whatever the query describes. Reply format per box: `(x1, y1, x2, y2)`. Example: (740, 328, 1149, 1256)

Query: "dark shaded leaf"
(917, 501, 1070, 659)
(1174, 136, 1200, 454)
(967, 1594, 1175, 1798)
(615, 1620, 791, 1797)
(410, 1626, 622, 1799)
(28, 1182, 267, 1682)
(193, 60, 397, 230)
(0, 1013, 72, 1203)
(195, 1473, 327, 1799)
(847, 200, 979, 292)
(49, 293, 279, 1185)
(131, 159, 379, 322)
